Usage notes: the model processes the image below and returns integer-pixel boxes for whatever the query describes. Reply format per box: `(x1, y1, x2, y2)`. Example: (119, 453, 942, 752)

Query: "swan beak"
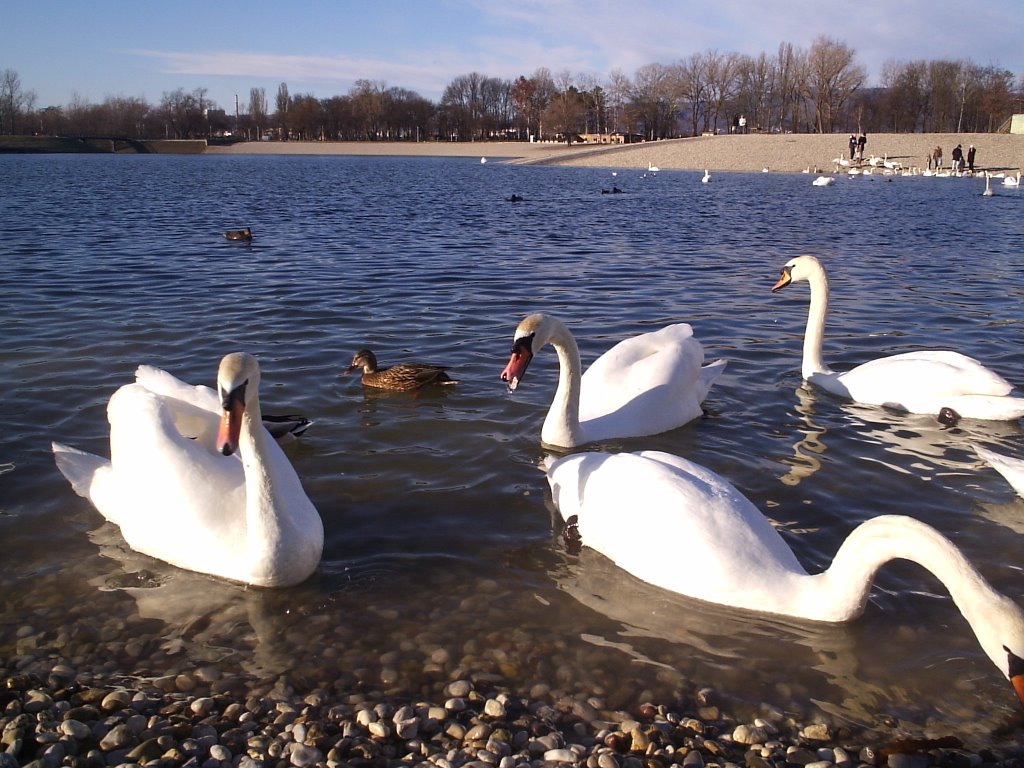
(1005, 646, 1024, 707)
(217, 383, 247, 456)
(500, 334, 534, 391)
(772, 266, 793, 292)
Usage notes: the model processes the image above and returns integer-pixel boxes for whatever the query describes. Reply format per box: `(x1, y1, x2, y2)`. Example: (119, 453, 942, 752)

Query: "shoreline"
(205, 133, 1024, 174)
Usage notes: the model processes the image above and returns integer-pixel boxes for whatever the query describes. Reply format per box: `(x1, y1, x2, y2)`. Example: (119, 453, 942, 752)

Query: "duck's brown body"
(345, 349, 457, 391)
(225, 227, 253, 241)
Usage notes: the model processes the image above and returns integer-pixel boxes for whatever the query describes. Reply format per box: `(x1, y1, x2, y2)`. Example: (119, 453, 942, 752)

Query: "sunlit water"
(2, 154, 1024, 747)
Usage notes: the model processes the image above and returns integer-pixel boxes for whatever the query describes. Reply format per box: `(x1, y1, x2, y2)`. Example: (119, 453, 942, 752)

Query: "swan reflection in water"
(86, 522, 317, 679)
(780, 383, 1024, 487)
(551, 545, 1023, 741)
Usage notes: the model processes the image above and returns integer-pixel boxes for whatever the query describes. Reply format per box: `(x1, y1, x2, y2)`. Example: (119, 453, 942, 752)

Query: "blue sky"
(5, 0, 1022, 112)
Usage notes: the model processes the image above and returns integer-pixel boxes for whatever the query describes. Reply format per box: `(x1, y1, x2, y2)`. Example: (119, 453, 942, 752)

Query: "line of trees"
(3, 35, 1021, 143)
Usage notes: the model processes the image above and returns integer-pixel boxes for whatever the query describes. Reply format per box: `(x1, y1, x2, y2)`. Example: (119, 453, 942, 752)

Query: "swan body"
(1003, 171, 1021, 187)
(983, 172, 994, 197)
(772, 255, 1024, 421)
(812, 176, 835, 186)
(52, 353, 324, 587)
(975, 444, 1024, 498)
(701, 169, 711, 183)
(546, 449, 1024, 704)
(500, 313, 725, 448)
(648, 162, 659, 172)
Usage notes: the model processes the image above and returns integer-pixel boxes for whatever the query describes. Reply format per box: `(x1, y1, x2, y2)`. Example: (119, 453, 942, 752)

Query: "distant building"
(1010, 114, 1024, 134)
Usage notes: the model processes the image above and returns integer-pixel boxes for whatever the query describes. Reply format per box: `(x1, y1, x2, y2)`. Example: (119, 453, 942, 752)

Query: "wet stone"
(101, 691, 132, 711)
(98, 723, 132, 751)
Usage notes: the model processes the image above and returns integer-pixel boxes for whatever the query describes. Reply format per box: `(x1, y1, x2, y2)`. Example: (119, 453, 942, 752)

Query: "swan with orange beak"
(53, 352, 323, 587)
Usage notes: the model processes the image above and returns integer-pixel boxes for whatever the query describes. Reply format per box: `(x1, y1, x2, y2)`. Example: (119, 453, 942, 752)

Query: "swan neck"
(542, 324, 584, 447)
(238, 398, 282, 542)
(811, 517, 1010, 666)
(801, 267, 831, 378)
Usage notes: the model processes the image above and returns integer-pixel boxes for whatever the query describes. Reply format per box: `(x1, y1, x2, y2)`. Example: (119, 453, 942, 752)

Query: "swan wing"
(975, 444, 1024, 497)
(104, 383, 246, 538)
(135, 364, 223, 447)
(547, 451, 806, 611)
(135, 364, 220, 411)
(579, 324, 721, 438)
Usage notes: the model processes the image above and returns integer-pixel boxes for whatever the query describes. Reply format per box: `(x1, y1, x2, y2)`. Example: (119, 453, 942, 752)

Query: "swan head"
(344, 349, 378, 376)
(500, 324, 537, 392)
(500, 313, 567, 391)
(772, 255, 822, 292)
(216, 352, 261, 456)
(1006, 646, 1024, 706)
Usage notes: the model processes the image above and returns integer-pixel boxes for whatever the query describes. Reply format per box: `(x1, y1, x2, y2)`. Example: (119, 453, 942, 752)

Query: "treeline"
(2, 35, 1021, 142)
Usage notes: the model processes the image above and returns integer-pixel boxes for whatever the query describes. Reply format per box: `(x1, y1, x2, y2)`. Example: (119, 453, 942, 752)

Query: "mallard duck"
(344, 349, 457, 391)
(225, 227, 252, 241)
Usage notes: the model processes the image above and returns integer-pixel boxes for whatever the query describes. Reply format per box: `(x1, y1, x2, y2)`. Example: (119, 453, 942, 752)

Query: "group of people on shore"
(928, 143, 976, 172)
(847, 133, 867, 160)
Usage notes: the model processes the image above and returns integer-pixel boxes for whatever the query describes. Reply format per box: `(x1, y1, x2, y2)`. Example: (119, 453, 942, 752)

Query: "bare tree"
(704, 51, 743, 133)
(350, 79, 385, 139)
(249, 87, 267, 140)
(803, 36, 866, 133)
(275, 82, 290, 139)
(544, 71, 587, 143)
(510, 76, 537, 140)
(676, 53, 710, 136)
(1, 68, 36, 134)
(604, 69, 632, 135)
(631, 63, 677, 139)
(159, 88, 208, 138)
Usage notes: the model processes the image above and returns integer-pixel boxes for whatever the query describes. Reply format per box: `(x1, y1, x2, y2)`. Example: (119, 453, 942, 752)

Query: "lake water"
(2, 153, 1023, 748)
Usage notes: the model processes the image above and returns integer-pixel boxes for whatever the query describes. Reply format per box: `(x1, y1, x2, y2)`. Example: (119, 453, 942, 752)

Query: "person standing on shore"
(932, 146, 943, 170)
(952, 144, 964, 172)
(739, 115, 747, 134)
(849, 135, 857, 160)
(967, 144, 977, 172)
(857, 133, 867, 161)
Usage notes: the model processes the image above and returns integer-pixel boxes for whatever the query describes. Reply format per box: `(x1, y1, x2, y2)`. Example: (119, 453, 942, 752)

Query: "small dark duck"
(344, 349, 457, 391)
(225, 227, 253, 241)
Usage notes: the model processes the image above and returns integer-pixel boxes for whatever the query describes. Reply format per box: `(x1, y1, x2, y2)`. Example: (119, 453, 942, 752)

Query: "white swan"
(975, 444, 1024, 498)
(648, 162, 659, 173)
(1003, 171, 1021, 187)
(772, 255, 1024, 421)
(52, 353, 324, 587)
(546, 448, 1024, 705)
(812, 176, 835, 186)
(983, 172, 995, 197)
(701, 169, 711, 183)
(500, 313, 726, 448)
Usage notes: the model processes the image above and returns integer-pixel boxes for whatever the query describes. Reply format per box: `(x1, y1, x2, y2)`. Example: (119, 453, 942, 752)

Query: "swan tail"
(52, 441, 109, 500)
(944, 395, 1024, 422)
(974, 444, 1024, 497)
(697, 358, 727, 401)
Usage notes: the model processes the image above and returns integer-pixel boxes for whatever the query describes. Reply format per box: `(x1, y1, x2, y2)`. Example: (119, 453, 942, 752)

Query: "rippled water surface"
(2, 153, 1024, 746)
